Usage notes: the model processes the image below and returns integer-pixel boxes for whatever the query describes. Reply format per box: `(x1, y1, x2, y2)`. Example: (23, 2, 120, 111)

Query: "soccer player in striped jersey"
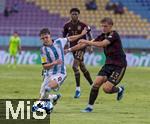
(32, 28, 88, 113)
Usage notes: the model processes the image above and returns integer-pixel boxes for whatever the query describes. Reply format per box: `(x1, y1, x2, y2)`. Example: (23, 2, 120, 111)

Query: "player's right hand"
(78, 39, 88, 44)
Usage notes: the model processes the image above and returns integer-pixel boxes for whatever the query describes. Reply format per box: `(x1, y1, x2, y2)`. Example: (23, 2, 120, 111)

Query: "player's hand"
(53, 59, 63, 65)
(64, 49, 69, 54)
(81, 28, 88, 36)
(78, 39, 88, 44)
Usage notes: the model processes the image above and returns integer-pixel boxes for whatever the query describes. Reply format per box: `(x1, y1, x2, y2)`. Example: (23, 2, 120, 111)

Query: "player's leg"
(8, 48, 13, 66)
(40, 73, 66, 100)
(81, 75, 107, 112)
(79, 61, 93, 85)
(34, 74, 66, 113)
(9, 49, 17, 67)
(72, 59, 81, 98)
(47, 73, 66, 104)
(32, 77, 54, 113)
(102, 65, 126, 101)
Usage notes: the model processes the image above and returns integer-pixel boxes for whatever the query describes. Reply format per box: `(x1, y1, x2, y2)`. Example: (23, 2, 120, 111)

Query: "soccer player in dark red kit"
(63, 8, 93, 98)
(66, 17, 127, 112)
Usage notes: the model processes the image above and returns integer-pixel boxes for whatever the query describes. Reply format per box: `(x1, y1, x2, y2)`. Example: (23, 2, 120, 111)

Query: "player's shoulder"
(109, 30, 120, 39)
(10, 36, 14, 40)
(54, 38, 67, 43)
(63, 20, 71, 27)
(79, 20, 88, 26)
(110, 30, 119, 36)
(40, 46, 46, 54)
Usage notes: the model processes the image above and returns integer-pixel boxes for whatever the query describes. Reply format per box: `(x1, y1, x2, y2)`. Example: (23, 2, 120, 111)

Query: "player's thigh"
(93, 76, 107, 88)
(108, 65, 126, 85)
(79, 61, 87, 72)
(9, 49, 17, 56)
(48, 73, 67, 89)
(73, 50, 85, 61)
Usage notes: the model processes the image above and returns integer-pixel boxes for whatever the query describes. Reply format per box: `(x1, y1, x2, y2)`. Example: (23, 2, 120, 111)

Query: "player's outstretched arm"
(79, 39, 110, 47)
(67, 28, 87, 42)
(64, 42, 88, 54)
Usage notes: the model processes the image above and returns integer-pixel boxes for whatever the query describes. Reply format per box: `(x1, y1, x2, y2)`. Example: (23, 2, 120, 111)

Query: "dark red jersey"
(63, 20, 89, 47)
(94, 31, 127, 67)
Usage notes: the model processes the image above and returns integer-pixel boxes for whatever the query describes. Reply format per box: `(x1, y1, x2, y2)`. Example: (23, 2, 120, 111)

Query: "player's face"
(40, 34, 52, 45)
(101, 22, 112, 33)
(71, 11, 79, 21)
(13, 33, 18, 37)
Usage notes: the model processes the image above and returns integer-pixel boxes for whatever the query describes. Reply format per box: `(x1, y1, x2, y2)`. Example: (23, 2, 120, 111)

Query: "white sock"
(118, 87, 122, 93)
(87, 104, 93, 109)
(76, 87, 80, 91)
(40, 86, 51, 99)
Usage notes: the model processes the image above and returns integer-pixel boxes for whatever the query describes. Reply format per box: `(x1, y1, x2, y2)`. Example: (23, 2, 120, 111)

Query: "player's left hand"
(81, 28, 88, 36)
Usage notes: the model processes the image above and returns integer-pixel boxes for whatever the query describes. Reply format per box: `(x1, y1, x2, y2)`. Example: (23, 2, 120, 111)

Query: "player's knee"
(48, 81, 58, 89)
(92, 85, 99, 90)
(102, 85, 112, 94)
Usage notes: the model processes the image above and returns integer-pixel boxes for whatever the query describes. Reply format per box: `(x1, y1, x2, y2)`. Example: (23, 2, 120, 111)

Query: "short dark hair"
(101, 17, 113, 25)
(13, 31, 18, 34)
(70, 8, 80, 14)
(39, 28, 50, 36)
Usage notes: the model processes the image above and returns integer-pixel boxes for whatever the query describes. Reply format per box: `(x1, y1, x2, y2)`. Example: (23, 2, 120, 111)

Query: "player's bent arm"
(67, 28, 87, 42)
(42, 63, 55, 69)
(42, 59, 62, 69)
(18, 45, 21, 53)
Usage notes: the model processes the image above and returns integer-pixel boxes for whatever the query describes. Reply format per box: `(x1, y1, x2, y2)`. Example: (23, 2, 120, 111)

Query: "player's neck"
(71, 20, 78, 24)
(44, 40, 53, 46)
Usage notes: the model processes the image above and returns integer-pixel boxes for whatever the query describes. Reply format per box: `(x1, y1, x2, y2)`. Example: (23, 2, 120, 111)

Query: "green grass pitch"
(0, 65, 150, 124)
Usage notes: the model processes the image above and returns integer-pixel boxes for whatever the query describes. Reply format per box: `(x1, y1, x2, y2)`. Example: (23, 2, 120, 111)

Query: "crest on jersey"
(77, 25, 81, 30)
(68, 27, 71, 30)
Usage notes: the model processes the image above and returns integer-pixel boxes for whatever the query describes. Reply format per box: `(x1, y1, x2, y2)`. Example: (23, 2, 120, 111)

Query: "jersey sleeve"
(106, 31, 119, 43)
(40, 47, 48, 64)
(62, 24, 68, 37)
(59, 38, 68, 48)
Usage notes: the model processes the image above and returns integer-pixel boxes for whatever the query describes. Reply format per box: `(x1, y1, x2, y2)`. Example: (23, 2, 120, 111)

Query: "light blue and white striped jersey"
(40, 38, 68, 75)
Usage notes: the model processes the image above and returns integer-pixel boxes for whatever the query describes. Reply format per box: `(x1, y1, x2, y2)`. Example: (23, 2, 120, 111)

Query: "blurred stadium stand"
(0, 0, 5, 12)
(0, 0, 149, 49)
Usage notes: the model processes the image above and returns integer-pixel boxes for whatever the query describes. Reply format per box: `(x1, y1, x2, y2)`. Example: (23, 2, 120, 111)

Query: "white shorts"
(40, 73, 67, 94)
